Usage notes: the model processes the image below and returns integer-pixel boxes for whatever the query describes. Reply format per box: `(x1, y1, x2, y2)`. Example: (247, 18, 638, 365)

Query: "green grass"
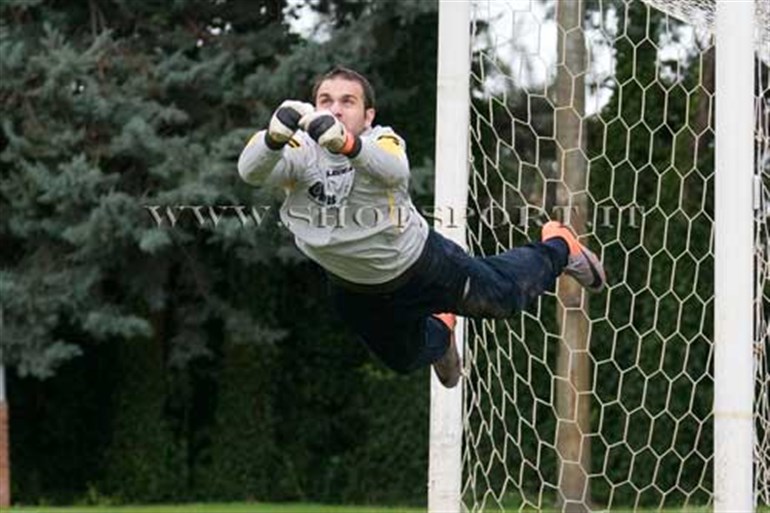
(6, 504, 770, 513)
(6, 504, 423, 513)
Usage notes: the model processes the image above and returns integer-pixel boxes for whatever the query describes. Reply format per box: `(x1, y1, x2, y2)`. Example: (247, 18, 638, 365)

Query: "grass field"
(6, 504, 423, 513)
(8, 505, 770, 513)
(6, 504, 770, 513)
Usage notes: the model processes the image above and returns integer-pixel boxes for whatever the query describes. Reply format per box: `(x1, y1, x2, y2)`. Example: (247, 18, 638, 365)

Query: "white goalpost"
(713, 2, 755, 512)
(430, 0, 770, 511)
(430, 2, 471, 513)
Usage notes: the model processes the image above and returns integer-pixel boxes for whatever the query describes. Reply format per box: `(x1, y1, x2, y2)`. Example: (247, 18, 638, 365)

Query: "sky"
(285, 0, 329, 42)
(282, 0, 734, 118)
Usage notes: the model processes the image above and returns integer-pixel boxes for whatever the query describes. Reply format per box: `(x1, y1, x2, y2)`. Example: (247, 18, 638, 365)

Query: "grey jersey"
(237, 125, 429, 284)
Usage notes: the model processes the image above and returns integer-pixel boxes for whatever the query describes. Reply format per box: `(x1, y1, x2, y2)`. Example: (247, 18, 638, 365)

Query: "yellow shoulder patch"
(376, 135, 403, 156)
(246, 131, 263, 147)
(287, 137, 301, 148)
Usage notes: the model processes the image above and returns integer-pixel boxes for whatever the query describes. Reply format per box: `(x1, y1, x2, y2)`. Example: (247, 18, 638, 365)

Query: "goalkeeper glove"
(266, 100, 315, 149)
(299, 110, 361, 156)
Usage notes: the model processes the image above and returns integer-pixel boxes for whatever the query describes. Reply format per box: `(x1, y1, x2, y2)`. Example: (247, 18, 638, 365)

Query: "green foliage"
(338, 366, 430, 505)
(101, 337, 187, 503)
(0, 0, 295, 377)
(10, 503, 428, 513)
(2, 0, 437, 506)
(192, 336, 278, 500)
(6, 341, 116, 503)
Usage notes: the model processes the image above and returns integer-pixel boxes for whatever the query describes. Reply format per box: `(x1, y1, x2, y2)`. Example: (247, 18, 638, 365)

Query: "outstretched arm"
(238, 130, 289, 186)
(237, 100, 314, 186)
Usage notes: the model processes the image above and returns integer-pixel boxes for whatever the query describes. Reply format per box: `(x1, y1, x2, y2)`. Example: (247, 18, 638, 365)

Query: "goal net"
(452, 0, 770, 511)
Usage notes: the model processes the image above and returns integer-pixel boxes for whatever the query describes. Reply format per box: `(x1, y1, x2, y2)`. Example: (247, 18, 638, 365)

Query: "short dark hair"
(311, 66, 376, 109)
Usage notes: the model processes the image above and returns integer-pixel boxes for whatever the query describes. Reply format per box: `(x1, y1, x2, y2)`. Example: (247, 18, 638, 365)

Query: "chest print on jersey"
(307, 166, 354, 206)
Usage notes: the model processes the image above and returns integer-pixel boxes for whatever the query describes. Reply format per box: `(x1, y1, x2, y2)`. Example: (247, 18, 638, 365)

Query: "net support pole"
(429, 1, 471, 512)
(0, 307, 9, 509)
(714, 1, 755, 512)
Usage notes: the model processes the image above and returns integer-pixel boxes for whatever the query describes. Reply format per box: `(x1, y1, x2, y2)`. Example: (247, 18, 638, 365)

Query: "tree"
(1, 0, 295, 501)
(1, 0, 443, 503)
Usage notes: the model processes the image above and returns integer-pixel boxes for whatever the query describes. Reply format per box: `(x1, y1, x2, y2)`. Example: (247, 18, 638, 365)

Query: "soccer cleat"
(541, 221, 607, 293)
(432, 313, 461, 389)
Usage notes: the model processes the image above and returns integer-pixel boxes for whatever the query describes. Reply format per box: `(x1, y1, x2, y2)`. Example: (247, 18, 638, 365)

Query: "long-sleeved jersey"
(238, 125, 429, 285)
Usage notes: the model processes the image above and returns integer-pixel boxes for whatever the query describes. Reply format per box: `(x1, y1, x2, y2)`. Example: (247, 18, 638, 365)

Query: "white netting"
(462, 0, 770, 511)
(755, 52, 770, 506)
(641, 0, 770, 65)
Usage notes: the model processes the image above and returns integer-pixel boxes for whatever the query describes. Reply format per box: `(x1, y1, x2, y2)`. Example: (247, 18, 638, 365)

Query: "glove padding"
(299, 110, 358, 155)
(267, 100, 315, 147)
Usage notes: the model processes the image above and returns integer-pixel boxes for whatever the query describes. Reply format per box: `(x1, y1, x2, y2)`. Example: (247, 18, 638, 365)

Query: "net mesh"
(755, 50, 770, 506)
(641, 0, 770, 65)
(462, 0, 770, 511)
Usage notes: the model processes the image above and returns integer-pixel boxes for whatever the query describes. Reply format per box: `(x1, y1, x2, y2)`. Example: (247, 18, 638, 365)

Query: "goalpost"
(430, 0, 770, 512)
(713, 2, 755, 511)
(430, 1, 471, 512)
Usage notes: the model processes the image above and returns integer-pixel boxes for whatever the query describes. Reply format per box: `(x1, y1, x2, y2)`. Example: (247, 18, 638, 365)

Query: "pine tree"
(1, 0, 444, 503)
(1, 0, 295, 501)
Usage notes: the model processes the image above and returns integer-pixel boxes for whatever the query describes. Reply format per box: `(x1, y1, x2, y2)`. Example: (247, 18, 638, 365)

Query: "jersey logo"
(307, 166, 354, 206)
(308, 180, 337, 205)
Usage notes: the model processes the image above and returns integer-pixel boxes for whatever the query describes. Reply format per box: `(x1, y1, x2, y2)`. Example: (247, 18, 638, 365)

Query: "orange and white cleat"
(542, 221, 607, 293)
(432, 313, 460, 389)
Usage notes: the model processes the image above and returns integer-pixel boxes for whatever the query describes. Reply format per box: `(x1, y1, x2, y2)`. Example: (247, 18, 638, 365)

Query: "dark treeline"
(1, 0, 437, 504)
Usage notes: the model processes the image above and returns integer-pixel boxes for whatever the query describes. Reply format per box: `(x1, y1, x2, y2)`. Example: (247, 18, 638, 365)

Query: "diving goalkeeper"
(237, 66, 606, 388)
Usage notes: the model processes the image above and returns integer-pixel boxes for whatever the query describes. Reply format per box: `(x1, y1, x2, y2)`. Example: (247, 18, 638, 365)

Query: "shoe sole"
(543, 221, 607, 293)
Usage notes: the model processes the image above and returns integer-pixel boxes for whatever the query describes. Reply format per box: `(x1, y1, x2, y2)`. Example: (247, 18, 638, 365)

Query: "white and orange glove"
(265, 100, 315, 149)
(299, 110, 361, 156)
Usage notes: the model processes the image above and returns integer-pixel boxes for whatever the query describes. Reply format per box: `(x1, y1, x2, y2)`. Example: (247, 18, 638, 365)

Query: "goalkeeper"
(238, 66, 606, 389)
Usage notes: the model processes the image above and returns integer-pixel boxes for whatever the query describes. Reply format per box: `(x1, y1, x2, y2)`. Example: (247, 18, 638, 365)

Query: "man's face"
(314, 77, 376, 137)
